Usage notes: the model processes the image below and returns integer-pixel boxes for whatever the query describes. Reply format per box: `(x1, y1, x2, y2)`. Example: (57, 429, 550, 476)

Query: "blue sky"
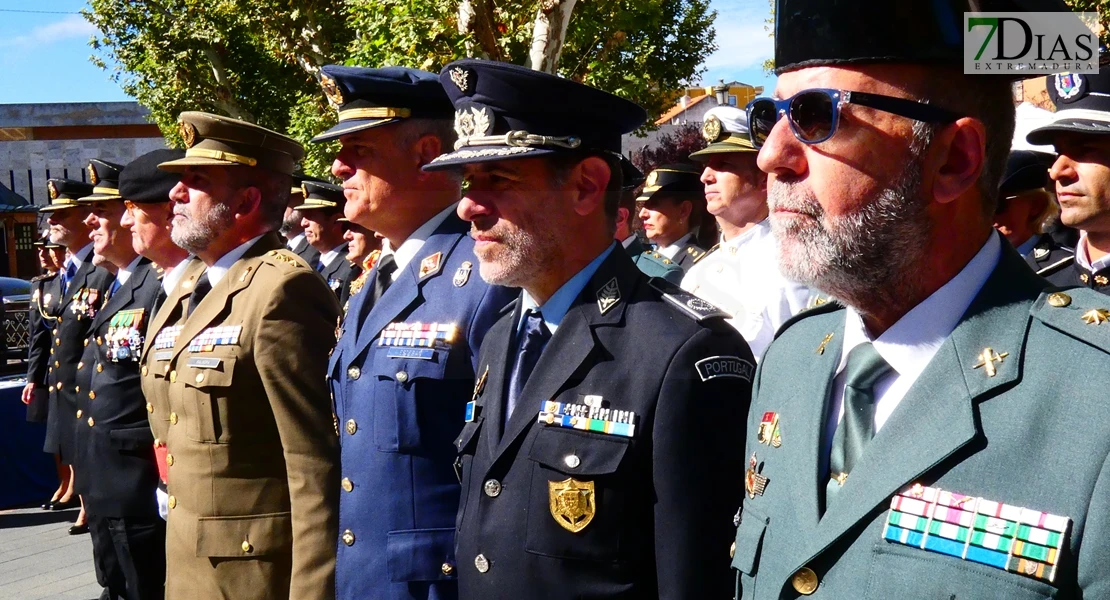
(0, 0, 776, 105)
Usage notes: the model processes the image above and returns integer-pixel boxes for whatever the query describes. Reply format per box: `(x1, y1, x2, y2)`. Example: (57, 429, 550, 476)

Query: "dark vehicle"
(2, 277, 33, 368)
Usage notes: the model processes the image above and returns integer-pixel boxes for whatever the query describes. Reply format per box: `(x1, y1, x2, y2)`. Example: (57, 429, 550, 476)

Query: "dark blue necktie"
(62, 261, 77, 295)
(504, 310, 551, 433)
(109, 278, 121, 297)
(316, 260, 326, 273)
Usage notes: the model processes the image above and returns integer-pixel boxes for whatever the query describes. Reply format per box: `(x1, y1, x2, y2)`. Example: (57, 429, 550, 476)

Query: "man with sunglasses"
(730, 2, 1110, 598)
(1028, 71, 1110, 294)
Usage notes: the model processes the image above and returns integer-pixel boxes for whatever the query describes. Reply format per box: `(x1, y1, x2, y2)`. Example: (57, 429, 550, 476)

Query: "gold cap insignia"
(702, 115, 723, 143)
(179, 121, 197, 148)
(87, 162, 99, 185)
(320, 73, 345, 107)
(449, 67, 470, 93)
(596, 277, 621, 315)
(47, 181, 58, 200)
(301, 184, 309, 199)
(548, 477, 595, 532)
(646, 170, 659, 187)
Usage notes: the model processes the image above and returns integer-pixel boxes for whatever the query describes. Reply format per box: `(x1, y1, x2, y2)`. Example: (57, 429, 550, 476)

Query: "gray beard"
(171, 202, 235, 255)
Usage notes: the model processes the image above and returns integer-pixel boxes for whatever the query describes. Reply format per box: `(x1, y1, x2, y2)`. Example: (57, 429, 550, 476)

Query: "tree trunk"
(529, 0, 577, 73)
(458, 0, 502, 61)
(202, 47, 254, 121)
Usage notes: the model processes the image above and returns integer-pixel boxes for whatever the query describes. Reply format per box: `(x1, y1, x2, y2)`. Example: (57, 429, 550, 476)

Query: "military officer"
(73, 167, 166, 600)
(637, 163, 709, 269)
(141, 112, 340, 600)
(733, 2, 1110, 598)
(1027, 72, 1110, 293)
(118, 148, 191, 300)
(336, 219, 381, 311)
(295, 180, 355, 297)
(681, 106, 811, 358)
(311, 64, 515, 600)
(285, 174, 324, 268)
(25, 235, 60, 425)
(991, 149, 1074, 277)
(424, 59, 754, 599)
(618, 170, 685, 284)
(40, 176, 114, 533)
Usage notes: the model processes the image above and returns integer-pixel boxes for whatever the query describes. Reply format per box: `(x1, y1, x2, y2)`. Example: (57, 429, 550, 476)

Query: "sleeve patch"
(695, 356, 754, 382)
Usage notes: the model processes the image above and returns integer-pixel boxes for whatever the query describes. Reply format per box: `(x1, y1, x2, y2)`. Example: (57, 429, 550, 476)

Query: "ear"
(413, 134, 444, 173)
(929, 117, 985, 205)
(570, 156, 611, 217)
(234, 185, 263, 219)
(615, 206, 630, 227)
(678, 199, 693, 221)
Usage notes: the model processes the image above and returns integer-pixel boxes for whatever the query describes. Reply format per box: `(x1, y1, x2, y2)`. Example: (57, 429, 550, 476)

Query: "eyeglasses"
(745, 88, 962, 149)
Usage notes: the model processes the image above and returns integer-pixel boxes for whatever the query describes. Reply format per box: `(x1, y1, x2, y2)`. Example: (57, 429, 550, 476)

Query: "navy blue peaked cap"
(775, 0, 1076, 77)
(120, 149, 185, 203)
(311, 65, 454, 143)
(424, 59, 647, 171)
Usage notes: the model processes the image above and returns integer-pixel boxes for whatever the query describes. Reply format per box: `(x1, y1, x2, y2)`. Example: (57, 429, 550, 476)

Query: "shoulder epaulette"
(1031, 288, 1110, 352)
(266, 249, 304, 268)
(31, 273, 55, 282)
(648, 277, 730, 322)
(773, 298, 845, 341)
(642, 250, 677, 267)
(692, 244, 718, 264)
(685, 246, 707, 262)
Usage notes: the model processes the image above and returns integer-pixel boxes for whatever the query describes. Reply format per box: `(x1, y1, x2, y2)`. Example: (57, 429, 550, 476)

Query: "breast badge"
(106, 309, 145, 362)
(453, 261, 472, 287)
(745, 453, 768, 499)
(756, 412, 782, 448)
(549, 477, 596, 533)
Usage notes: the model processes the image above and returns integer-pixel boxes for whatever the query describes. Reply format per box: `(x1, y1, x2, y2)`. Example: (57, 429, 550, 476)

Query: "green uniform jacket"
(732, 246, 1110, 599)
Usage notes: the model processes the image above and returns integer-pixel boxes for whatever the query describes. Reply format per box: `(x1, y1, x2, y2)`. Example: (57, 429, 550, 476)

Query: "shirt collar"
(1013, 234, 1040, 258)
(658, 231, 693, 259)
(620, 234, 639, 249)
(286, 233, 304, 250)
(70, 243, 94, 270)
(162, 258, 192, 293)
(519, 243, 617, 336)
(1076, 231, 1110, 272)
(115, 255, 143, 287)
(721, 218, 771, 249)
(320, 243, 346, 268)
(838, 231, 1002, 382)
(384, 203, 458, 275)
(206, 235, 264, 287)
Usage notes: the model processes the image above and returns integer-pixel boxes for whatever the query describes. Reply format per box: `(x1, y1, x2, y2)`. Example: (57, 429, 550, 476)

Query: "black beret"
(999, 150, 1054, 198)
(311, 65, 453, 143)
(120, 149, 185, 203)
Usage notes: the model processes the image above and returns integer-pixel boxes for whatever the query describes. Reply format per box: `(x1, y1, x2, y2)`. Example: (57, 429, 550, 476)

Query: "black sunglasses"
(745, 88, 963, 149)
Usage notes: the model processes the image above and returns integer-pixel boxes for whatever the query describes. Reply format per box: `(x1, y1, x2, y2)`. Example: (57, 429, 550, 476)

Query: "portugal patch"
(695, 356, 754, 383)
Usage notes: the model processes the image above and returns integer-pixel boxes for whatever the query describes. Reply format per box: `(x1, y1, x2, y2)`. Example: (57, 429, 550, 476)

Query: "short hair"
(548, 152, 625, 235)
(909, 69, 1015, 216)
(229, 166, 291, 230)
(396, 118, 462, 187)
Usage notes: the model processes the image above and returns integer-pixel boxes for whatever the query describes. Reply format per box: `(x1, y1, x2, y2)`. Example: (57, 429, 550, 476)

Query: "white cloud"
(702, 1, 774, 74)
(0, 15, 96, 49)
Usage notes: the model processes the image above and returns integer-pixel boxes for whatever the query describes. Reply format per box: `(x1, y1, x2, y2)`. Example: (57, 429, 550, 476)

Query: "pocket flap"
(527, 426, 630, 476)
(372, 353, 449, 381)
(386, 527, 457, 582)
(108, 426, 155, 450)
(732, 506, 769, 575)
(195, 511, 292, 558)
(455, 420, 482, 454)
(183, 356, 237, 388)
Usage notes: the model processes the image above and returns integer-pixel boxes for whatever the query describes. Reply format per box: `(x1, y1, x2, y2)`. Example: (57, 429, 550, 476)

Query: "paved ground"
(0, 505, 100, 600)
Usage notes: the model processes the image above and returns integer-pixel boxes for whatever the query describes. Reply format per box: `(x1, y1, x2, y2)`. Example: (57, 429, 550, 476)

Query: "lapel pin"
(596, 277, 621, 314)
(453, 261, 472, 287)
(1082, 308, 1110, 325)
(972, 347, 1009, 378)
(418, 252, 443, 280)
(816, 333, 834, 355)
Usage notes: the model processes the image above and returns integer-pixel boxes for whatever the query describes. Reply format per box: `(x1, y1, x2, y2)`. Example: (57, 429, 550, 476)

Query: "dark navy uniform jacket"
(328, 211, 515, 600)
(454, 249, 753, 599)
(291, 234, 322, 269)
(319, 244, 356, 300)
(73, 258, 161, 518)
(27, 273, 61, 423)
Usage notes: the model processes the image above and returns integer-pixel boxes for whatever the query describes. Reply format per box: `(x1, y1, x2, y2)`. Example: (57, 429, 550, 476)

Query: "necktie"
(355, 253, 397, 330)
(187, 271, 212, 317)
(62, 261, 77, 295)
(824, 342, 892, 512)
(153, 287, 168, 315)
(504, 310, 552, 434)
(108, 278, 121, 298)
(316, 260, 327, 273)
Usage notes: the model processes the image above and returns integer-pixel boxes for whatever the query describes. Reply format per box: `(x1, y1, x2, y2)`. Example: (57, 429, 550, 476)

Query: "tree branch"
(202, 47, 253, 121)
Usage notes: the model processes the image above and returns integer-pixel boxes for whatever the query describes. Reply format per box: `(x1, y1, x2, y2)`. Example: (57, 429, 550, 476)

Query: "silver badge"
(449, 67, 469, 92)
(596, 278, 621, 315)
(453, 261, 472, 287)
(454, 106, 494, 139)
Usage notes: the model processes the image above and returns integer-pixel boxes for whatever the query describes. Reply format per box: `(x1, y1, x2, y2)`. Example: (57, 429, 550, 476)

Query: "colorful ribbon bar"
(187, 325, 243, 352)
(152, 325, 183, 350)
(379, 322, 457, 348)
(537, 400, 636, 438)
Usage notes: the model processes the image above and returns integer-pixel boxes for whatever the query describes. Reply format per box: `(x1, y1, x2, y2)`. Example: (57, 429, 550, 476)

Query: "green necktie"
(824, 342, 892, 513)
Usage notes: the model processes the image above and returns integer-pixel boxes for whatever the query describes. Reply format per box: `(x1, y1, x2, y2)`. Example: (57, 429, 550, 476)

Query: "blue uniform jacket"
(328, 211, 515, 600)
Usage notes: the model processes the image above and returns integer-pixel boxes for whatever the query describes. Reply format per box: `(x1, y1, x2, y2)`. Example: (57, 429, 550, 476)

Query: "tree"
(631, 123, 707, 175)
(83, 0, 718, 178)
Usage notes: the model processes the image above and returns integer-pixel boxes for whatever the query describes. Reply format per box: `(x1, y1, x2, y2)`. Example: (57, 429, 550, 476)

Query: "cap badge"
(47, 181, 58, 200)
(596, 277, 621, 315)
(646, 170, 659, 187)
(454, 106, 494, 139)
(702, 115, 723, 143)
(449, 67, 470, 93)
(320, 72, 345, 107)
(179, 121, 197, 148)
(87, 162, 99, 185)
(300, 184, 309, 199)
(1055, 72, 1085, 102)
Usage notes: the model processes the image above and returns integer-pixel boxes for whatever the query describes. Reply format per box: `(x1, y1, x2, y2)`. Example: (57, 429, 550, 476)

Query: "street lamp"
(713, 79, 729, 105)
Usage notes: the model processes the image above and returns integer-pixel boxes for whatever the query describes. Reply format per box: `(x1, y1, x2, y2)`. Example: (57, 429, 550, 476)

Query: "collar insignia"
(596, 277, 621, 315)
(418, 252, 443, 280)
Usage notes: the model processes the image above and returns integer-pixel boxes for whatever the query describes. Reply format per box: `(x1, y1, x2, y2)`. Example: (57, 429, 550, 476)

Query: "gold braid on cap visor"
(184, 148, 259, 167)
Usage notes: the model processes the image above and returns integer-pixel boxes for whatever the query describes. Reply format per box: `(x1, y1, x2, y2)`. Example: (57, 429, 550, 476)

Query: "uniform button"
(97, 336, 103, 346)
(441, 562, 455, 576)
(88, 391, 95, 400)
(346, 419, 358, 435)
(791, 567, 819, 595)
(341, 478, 353, 492)
(87, 417, 94, 427)
(163, 364, 170, 374)
(169, 412, 178, 425)
(56, 382, 63, 390)
(52, 328, 57, 335)
(195, 373, 204, 384)
(77, 362, 84, 369)
(76, 410, 82, 418)
(730, 541, 736, 558)
(54, 360, 59, 368)
(168, 495, 177, 509)
(564, 454, 580, 469)
(1047, 292, 1072, 308)
(96, 364, 103, 373)
(347, 366, 361, 380)
(146, 402, 154, 413)
(166, 454, 174, 466)
(483, 479, 502, 497)
(474, 554, 489, 573)
(82, 339, 88, 346)
(396, 370, 409, 383)
(57, 339, 62, 346)
(169, 370, 177, 383)
(142, 366, 148, 376)
(242, 540, 253, 553)
(342, 530, 355, 546)
(75, 386, 80, 393)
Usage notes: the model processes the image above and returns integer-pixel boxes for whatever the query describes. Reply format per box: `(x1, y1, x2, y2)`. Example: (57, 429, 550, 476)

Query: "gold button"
(242, 540, 252, 553)
(97, 336, 103, 345)
(52, 328, 57, 335)
(146, 402, 153, 413)
(87, 417, 94, 427)
(169, 412, 178, 425)
(341, 478, 353, 492)
(441, 562, 455, 576)
(56, 382, 63, 390)
(77, 362, 84, 369)
(342, 530, 355, 546)
(142, 366, 148, 376)
(57, 339, 62, 346)
(791, 567, 819, 595)
(730, 541, 736, 558)
(166, 454, 174, 466)
(76, 410, 82, 418)
(163, 364, 170, 374)
(474, 554, 489, 573)
(346, 419, 357, 435)
(347, 366, 361, 380)
(83, 339, 88, 346)
(75, 386, 80, 393)
(54, 361, 59, 368)
(88, 391, 95, 400)
(168, 495, 177, 509)
(195, 373, 204, 384)
(96, 364, 103, 373)
(169, 370, 176, 383)
(1047, 292, 1072, 308)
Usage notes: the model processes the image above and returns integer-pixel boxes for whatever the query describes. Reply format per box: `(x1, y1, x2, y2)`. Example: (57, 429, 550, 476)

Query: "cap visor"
(689, 141, 758, 160)
(422, 146, 553, 172)
(38, 203, 80, 213)
(157, 156, 238, 172)
(1026, 119, 1110, 145)
(292, 203, 330, 211)
(78, 193, 123, 202)
(311, 118, 400, 143)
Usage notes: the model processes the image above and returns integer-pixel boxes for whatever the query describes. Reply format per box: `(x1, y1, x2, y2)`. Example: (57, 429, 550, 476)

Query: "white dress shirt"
(382, 203, 458, 282)
(1075, 231, 1110, 272)
(319, 246, 342, 269)
(71, 243, 94, 270)
(286, 233, 305, 250)
(205, 235, 264, 286)
(162, 259, 191, 295)
(657, 231, 694, 260)
(821, 232, 1002, 467)
(113, 255, 144, 288)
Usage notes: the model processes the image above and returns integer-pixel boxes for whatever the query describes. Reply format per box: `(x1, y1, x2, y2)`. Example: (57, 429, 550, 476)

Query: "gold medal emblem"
(179, 121, 197, 148)
(646, 170, 659, 187)
(548, 477, 595, 533)
(702, 115, 723, 143)
(47, 181, 58, 200)
(320, 73, 345, 107)
(87, 162, 99, 185)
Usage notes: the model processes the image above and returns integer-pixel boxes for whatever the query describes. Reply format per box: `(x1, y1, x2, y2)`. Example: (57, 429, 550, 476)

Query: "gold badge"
(453, 261, 472, 287)
(596, 277, 620, 315)
(646, 170, 659, 187)
(300, 184, 309, 199)
(1082, 308, 1110, 325)
(418, 252, 443, 280)
(701, 115, 723, 143)
(972, 347, 1008, 378)
(87, 162, 99, 185)
(320, 72, 345, 107)
(449, 67, 470, 92)
(472, 364, 488, 401)
(179, 121, 197, 148)
(548, 477, 595, 533)
(745, 453, 768, 499)
(1046, 292, 1071, 308)
(47, 180, 58, 200)
(816, 332, 834, 355)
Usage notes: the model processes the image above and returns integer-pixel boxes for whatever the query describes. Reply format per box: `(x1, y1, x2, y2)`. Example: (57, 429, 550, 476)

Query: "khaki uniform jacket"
(141, 233, 340, 600)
